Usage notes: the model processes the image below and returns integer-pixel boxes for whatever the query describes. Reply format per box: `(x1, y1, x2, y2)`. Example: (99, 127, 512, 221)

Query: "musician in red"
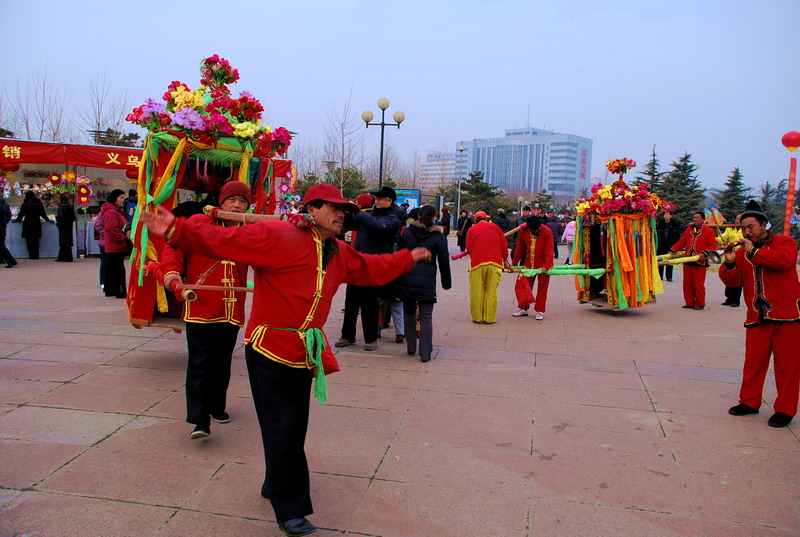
(719, 201, 800, 428)
(142, 184, 431, 537)
(511, 215, 554, 320)
(161, 181, 251, 440)
(669, 211, 717, 309)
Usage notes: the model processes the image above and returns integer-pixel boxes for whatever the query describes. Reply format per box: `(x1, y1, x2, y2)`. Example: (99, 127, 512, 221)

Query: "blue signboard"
(394, 188, 421, 209)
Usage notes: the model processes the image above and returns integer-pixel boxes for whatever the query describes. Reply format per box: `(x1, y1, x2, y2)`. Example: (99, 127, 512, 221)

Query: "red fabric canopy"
(0, 138, 143, 170)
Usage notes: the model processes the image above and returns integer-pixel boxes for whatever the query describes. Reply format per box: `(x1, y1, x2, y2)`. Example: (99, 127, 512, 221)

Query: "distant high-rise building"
(413, 150, 456, 191)
(455, 128, 593, 202)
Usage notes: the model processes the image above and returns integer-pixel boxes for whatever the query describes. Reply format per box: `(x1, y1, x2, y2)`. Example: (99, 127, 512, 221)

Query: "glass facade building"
(455, 128, 592, 202)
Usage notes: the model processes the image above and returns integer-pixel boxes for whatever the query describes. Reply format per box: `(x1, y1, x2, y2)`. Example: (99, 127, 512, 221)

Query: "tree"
(713, 167, 752, 221)
(658, 152, 706, 224)
(323, 86, 367, 187)
(3, 68, 74, 141)
(459, 171, 511, 213)
(89, 128, 140, 147)
(293, 171, 321, 200)
(758, 179, 787, 234)
(0, 126, 13, 138)
(78, 75, 133, 146)
(634, 145, 663, 191)
(533, 189, 554, 211)
(331, 165, 368, 201)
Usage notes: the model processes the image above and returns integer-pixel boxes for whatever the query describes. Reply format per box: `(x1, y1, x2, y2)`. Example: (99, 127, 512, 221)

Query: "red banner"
(0, 138, 143, 170)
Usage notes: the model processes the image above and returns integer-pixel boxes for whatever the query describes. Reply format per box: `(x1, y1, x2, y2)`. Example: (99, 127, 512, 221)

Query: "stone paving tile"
(310, 403, 405, 442)
(534, 381, 654, 411)
(0, 342, 33, 358)
(328, 363, 428, 390)
(419, 369, 534, 399)
(107, 349, 187, 370)
(699, 518, 799, 537)
(182, 460, 272, 520)
(11, 343, 125, 364)
(642, 374, 754, 397)
(436, 345, 537, 365)
(0, 359, 96, 382)
(0, 439, 86, 489)
(684, 473, 800, 529)
(350, 480, 529, 537)
(659, 412, 800, 451)
(534, 401, 664, 438)
(38, 446, 223, 507)
(0, 378, 61, 404)
(651, 390, 753, 418)
(534, 366, 646, 390)
(535, 353, 637, 373)
(0, 491, 176, 537)
(322, 382, 417, 412)
(31, 382, 173, 414)
(0, 406, 131, 445)
(310, 473, 372, 531)
(307, 431, 391, 478)
(637, 361, 743, 384)
(0, 328, 58, 344)
(155, 510, 279, 537)
(74, 364, 187, 390)
(529, 498, 705, 537)
(143, 390, 188, 419)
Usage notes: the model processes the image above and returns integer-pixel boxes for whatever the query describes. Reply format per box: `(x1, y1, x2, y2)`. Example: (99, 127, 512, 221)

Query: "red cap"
(474, 210, 487, 221)
(219, 181, 252, 204)
(356, 193, 374, 208)
(302, 184, 359, 213)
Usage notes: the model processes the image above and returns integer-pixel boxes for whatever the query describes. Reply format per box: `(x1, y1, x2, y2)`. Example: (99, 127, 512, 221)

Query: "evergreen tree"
(533, 189, 553, 210)
(293, 172, 321, 200)
(758, 179, 787, 234)
(713, 167, 752, 222)
(460, 171, 504, 212)
(658, 152, 706, 224)
(633, 145, 663, 191)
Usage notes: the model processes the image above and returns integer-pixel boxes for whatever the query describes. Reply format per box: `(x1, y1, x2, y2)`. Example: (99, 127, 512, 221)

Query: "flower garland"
(606, 158, 636, 175)
(126, 55, 292, 158)
(575, 179, 673, 217)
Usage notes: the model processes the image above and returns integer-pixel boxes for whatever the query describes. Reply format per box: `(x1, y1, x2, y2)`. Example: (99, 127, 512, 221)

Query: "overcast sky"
(4, 0, 799, 190)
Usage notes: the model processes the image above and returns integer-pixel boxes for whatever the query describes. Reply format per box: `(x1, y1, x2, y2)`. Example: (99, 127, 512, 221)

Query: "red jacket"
(99, 202, 128, 253)
(466, 221, 508, 270)
(512, 225, 554, 270)
(169, 218, 414, 372)
(718, 232, 800, 327)
(162, 214, 249, 326)
(671, 224, 717, 267)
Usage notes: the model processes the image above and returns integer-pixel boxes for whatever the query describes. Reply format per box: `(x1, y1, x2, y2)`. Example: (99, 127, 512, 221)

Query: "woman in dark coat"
(396, 205, 452, 362)
(100, 189, 129, 298)
(55, 194, 76, 262)
(455, 210, 473, 252)
(14, 191, 52, 259)
(656, 212, 682, 282)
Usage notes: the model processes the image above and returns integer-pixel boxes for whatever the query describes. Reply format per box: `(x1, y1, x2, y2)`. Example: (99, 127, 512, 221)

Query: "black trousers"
(658, 263, 674, 281)
(103, 252, 127, 297)
(340, 284, 380, 343)
(0, 230, 15, 266)
(25, 237, 40, 259)
(245, 345, 313, 521)
(185, 322, 238, 427)
(724, 285, 743, 305)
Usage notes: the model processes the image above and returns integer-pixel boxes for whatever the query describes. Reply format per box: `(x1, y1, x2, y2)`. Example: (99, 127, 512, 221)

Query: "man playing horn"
(721, 201, 800, 428)
(669, 211, 717, 310)
(141, 184, 431, 537)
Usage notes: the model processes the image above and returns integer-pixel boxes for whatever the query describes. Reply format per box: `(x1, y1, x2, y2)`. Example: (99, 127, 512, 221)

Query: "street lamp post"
(456, 145, 465, 219)
(517, 196, 524, 214)
(362, 98, 405, 189)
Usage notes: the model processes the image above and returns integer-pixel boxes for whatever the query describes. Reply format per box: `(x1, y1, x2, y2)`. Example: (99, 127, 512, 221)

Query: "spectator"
(100, 189, 129, 299)
(440, 206, 451, 236)
(55, 194, 76, 262)
(123, 188, 138, 223)
(656, 212, 681, 282)
(456, 210, 472, 252)
(396, 204, 452, 362)
(494, 208, 512, 234)
(15, 191, 52, 259)
(0, 195, 17, 268)
(562, 219, 577, 264)
(543, 216, 562, 259)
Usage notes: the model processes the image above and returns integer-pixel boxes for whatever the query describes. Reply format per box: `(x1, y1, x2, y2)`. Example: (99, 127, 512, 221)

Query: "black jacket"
(494, 212, 512, 233)
(0, 198, 10, 235)
(656, 218, 682, 255)
(346, 203, 404, 254)
(15, 198, 51, 239)
(56, 202, 76, 242)
(396, 221, 452, 303)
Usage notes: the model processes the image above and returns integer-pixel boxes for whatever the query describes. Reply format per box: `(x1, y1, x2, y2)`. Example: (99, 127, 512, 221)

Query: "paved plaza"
(1, 240, 798, 537)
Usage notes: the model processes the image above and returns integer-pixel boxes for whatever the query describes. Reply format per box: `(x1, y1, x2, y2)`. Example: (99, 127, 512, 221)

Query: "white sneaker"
(534, 311, 544, 320)
(512, 309, 528, 317)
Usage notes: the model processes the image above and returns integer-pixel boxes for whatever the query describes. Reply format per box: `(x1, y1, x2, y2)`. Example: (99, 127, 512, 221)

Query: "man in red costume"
(466, 210, 508, 324)
(511, 215, 554, 320)
(670, 211, 717, 309)
(720, 201, 800, 428)
(141, 184, 431, 537)
(161, 181, 251, 440)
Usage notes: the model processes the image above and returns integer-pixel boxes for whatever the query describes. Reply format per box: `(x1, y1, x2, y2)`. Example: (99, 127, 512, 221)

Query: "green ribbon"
(515, 265, 605, 279)
(268, 326, 328, 404)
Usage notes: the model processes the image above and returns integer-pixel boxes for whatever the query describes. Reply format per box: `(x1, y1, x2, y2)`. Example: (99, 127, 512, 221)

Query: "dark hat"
(302, 184, 359, 213)
(740, 200, 769, 224)
(356, 193, 374, 209)
(219, 181, 252, 205)
(59, 193, 70, 204)
(108, 189, 125, 203)
(369, 186, 397, 201)
(522, 205, 532, 212)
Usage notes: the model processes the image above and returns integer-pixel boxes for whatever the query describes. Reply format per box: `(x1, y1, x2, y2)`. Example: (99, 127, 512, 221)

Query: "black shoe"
(728, 303, 740, 307)
(211, 412, 230, 423)
(681, 305, 695, 309)
(407, 351, 416, 356)
(721, 301, 731, 306)
(729, 403, 759, 416)
(768, 412, 793, 428)
(277, 518, 317, 536)
(693, 306, 704, 310)
(421, 356, 431, 363)
(5, 261, 17, 268)
(394, 334, 405, 344)
(260, 484, 271, 499)
(190, 425, 210, 439)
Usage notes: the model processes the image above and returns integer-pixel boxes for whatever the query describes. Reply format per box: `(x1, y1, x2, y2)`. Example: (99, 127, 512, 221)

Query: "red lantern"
(782, 131, 800, 152)
(125, 168, 139, 180)
(0, 162, 20, 172)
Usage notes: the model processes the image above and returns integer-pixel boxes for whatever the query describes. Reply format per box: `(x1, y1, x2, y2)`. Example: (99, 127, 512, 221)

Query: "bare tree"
(76, 74, 131, 144)
(3, 68, 73, 141)
(323, 84, 367, 190)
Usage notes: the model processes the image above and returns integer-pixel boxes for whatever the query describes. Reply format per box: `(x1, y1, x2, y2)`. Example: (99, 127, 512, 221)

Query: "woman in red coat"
(670, 211, 717, 309)
(100, 189, 128, 298)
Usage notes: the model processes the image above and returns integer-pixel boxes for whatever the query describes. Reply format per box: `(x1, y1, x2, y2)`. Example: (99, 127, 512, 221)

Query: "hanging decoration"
(75, 175, 93, 207)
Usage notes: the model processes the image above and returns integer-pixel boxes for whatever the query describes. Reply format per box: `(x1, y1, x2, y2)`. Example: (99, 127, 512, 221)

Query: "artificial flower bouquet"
(126, 55, 292, 159)
(575, 179, 673, 218)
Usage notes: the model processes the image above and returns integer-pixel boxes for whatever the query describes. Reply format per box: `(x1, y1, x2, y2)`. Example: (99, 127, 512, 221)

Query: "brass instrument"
(657, 250, 722, 266)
